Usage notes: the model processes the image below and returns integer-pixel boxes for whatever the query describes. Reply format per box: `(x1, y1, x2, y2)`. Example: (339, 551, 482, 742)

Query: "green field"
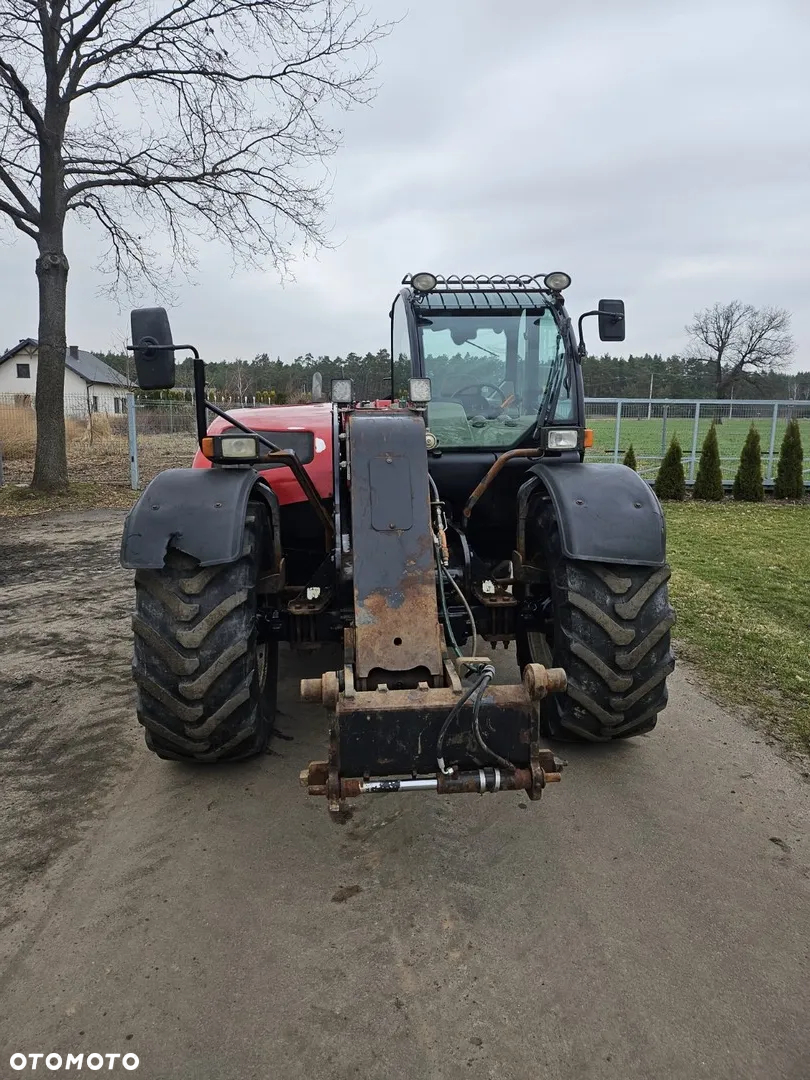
(585, 414, 810, 483)
(664, 501, 810, 751)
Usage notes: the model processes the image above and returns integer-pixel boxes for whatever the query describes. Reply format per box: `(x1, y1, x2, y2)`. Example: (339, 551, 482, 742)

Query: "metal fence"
(130, 396, 810, 490)
(130, 395, 240, 490)
(584, 398, 810, 485)
(2, 393, 808, 491)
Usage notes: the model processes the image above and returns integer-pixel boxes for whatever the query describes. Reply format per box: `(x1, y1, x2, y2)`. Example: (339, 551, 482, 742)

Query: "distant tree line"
(581, 354, 810, 400)
(96, 348, 810, 403)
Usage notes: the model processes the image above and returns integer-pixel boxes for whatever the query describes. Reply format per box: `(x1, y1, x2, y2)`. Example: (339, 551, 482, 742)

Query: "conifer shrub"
(692, 423, 723, 501)
(773, 418, 804, 500)
(733, 425, 764, 502)
(654, 435, 685, 500)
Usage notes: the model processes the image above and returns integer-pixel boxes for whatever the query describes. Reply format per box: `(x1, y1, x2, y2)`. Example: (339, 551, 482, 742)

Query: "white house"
(0, 339, 130, 416)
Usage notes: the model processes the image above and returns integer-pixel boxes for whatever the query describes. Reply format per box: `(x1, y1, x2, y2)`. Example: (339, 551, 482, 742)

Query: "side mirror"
(598, 299, 626, 342)
(130, 307, 176, 390)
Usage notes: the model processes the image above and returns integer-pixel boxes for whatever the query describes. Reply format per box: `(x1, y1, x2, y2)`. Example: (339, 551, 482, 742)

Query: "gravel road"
(0, 511, 808, 1080)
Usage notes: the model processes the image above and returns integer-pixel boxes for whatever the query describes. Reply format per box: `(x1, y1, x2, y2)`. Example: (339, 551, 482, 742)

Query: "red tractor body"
(190, 403, 335, 505)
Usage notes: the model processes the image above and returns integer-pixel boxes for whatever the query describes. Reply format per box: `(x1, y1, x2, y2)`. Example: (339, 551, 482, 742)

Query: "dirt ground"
(1, 512, 808, 1080)
(1, 432, 196, 488)
(0, 511, 138, 948)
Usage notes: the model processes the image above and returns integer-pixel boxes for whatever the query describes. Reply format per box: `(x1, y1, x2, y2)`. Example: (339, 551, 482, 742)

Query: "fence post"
(766, 402, 779, 482)
(661, 405, 668, 455)
(127, 392, 139, 491)
(613, 401, 623, 464)
(689, 402, 701, 482)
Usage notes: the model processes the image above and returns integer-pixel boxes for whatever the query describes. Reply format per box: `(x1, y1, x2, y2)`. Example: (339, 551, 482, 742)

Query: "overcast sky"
(2, 0, 808, 369)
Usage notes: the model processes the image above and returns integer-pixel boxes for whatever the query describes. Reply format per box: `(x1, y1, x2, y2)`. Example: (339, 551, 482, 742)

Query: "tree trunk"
(31, 243, 69, 491)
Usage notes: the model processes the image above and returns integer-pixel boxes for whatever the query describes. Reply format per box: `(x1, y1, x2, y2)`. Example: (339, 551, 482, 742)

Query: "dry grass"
(0, 406, 118, 462)
(0, 406, 135, 485)
(0, 482, 138, 517)
(0, 429, 195, 488)
(0, 408, 41, 460)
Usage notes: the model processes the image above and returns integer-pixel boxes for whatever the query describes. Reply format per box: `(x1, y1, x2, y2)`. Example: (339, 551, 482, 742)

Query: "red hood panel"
(191, 403, 334, 506)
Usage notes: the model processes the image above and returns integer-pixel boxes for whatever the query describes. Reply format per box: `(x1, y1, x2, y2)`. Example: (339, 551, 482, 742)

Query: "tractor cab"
(390, 273, 624, 454)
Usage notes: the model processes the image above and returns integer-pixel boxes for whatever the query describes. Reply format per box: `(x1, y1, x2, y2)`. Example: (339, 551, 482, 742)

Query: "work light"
(411, 272, 438, 293)
(331, 379, 353, 404)
(408, 378, 432, 404)
(543, 271, 572, 292)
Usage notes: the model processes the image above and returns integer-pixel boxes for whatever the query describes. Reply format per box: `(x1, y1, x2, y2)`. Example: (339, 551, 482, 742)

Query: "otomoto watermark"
(9, 1053, 139, 1071)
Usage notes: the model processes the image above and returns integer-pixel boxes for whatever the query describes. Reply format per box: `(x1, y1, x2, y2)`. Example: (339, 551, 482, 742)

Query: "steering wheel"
(452, 383, 506, 405)
(497, 380, 519, 410)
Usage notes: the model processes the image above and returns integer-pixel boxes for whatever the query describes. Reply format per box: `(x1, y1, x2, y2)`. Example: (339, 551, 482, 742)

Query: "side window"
(391, 295, 413, 399)
(391, 296, 412, 367)
(512, 308, 526, 403)
(554, 367, 574, 421)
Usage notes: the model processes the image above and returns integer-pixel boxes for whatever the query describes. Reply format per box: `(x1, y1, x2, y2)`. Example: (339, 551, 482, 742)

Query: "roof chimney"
(69, 345, 79, 359)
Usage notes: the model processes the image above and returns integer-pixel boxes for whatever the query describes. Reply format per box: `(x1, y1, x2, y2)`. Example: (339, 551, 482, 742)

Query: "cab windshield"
(419, 307, 571, 449)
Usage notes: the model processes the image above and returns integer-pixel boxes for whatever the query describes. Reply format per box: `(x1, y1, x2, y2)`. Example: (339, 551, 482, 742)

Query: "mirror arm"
(192, 351, 208, 445)
(577, 310, 599, 359)
(576, 308, 626, 357)
(126, 343, 199, 360)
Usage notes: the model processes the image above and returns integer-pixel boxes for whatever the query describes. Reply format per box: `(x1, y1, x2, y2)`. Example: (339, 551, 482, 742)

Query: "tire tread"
(131, 508, 275, 762)
(518, 505, 675, 742)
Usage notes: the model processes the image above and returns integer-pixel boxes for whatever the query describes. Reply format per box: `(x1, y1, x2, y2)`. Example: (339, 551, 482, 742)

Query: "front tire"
(132, 505, 277, 762)
(517, 506, 675, 742)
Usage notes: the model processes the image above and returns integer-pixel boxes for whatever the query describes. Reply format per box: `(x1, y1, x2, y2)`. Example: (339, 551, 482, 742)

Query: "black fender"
(120, 467, 281, 570)
(519, 461, 666, 567)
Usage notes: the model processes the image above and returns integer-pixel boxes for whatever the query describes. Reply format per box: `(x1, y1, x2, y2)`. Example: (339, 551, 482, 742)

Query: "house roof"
(0, 338, 129, 387)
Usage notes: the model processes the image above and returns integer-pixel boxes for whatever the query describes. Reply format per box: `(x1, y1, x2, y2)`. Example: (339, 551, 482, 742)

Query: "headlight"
(201, 434, 262, 461)
(331, 378, 353, 404)
(408, 377, 432, 404)
(220, 436, 260, 459)
(543, 271, 572, 291)
(546, 429, 579, 450)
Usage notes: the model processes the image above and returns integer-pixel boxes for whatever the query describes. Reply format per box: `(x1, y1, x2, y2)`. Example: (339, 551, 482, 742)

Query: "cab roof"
(413, 289, 550, 311)
(402, 274, 554, 312)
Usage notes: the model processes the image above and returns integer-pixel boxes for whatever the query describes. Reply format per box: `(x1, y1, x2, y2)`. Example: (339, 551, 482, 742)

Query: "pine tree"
(733, 425, 764, 501)
(655, 435, 686, 500)
(623, 444, 637, 471)
(692, 423, 724, 501)
(773, 418, 804, 500)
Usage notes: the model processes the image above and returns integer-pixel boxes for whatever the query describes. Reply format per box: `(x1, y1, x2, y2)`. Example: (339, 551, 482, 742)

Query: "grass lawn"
(586, 415, 810, 483)
(664, 500, 810, 752)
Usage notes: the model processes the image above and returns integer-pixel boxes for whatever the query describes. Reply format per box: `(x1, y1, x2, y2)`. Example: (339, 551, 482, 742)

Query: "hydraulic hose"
(436, 672, 488, 775)
(471, 664, 515, 772)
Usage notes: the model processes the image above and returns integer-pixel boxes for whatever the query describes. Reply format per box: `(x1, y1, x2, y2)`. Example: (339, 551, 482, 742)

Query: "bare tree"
(224, 356, 253, 401)
(0, 0, 387, 490)
(685, 301, 795, 398)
